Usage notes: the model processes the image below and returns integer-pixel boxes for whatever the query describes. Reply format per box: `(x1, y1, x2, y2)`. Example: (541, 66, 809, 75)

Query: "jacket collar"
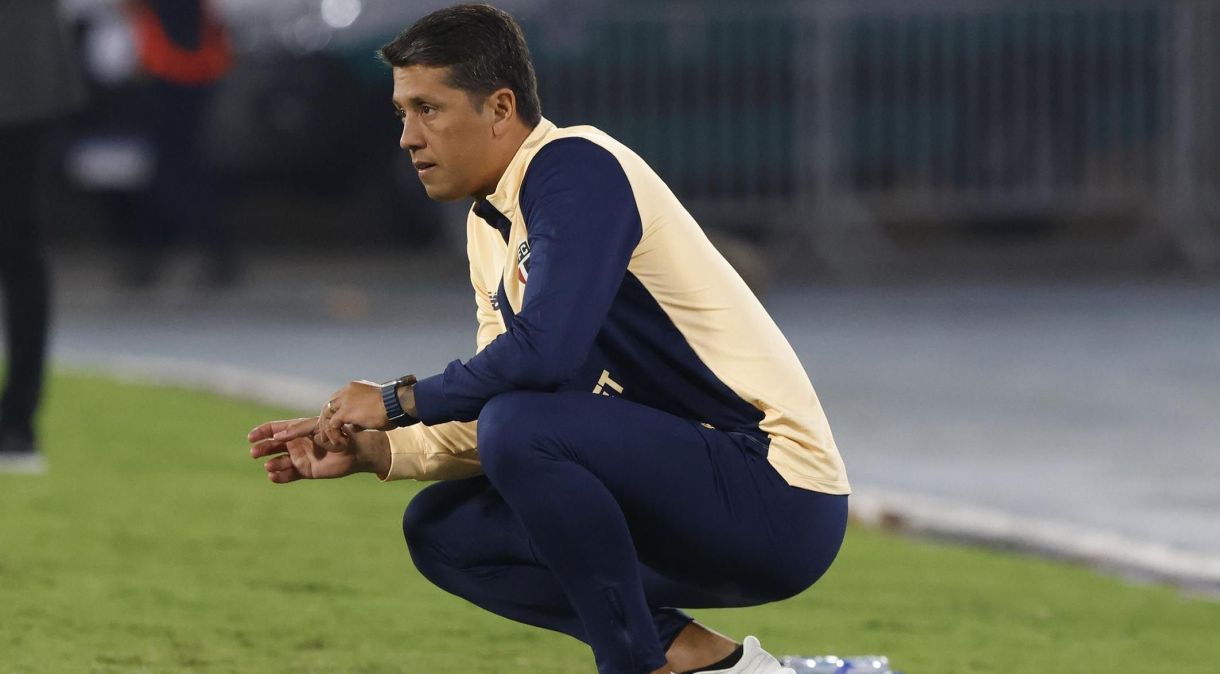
(472, 199, 511, 240)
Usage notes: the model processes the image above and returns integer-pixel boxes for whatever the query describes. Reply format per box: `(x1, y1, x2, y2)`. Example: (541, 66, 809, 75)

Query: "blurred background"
(3, 0, 1219, 587)
(41, 0, 1220, 276)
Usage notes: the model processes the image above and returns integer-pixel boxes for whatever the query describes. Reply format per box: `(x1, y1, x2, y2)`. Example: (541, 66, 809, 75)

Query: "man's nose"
(399, 117, 424, 152)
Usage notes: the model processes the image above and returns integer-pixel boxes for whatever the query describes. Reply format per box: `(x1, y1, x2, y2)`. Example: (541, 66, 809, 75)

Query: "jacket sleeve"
(379, 221, 506, 481)
(381, 419, 481, 482)
(411, 138, 643, 425)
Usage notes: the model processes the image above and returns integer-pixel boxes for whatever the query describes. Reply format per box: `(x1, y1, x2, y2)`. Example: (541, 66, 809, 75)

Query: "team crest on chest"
(516, 241, 532, 283)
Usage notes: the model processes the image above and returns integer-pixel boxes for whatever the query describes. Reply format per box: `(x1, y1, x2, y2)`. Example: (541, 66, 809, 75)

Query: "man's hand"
(318, 380, 393, 441)
(248, 417, 390, 482)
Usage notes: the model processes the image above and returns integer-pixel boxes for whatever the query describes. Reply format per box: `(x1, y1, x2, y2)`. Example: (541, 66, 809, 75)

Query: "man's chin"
(421, 183, 466, 202)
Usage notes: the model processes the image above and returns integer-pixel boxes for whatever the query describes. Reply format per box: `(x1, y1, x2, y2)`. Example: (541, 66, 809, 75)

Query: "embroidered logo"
(516, 241, 531, 283)
(592, 370, 624, 397)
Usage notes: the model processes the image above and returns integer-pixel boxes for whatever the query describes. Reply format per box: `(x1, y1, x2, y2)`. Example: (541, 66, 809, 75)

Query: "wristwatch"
(380, 374, 420, 428)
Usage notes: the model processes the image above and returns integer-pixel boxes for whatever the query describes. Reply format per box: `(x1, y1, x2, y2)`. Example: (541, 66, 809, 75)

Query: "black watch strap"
(381, 374, 419, 428)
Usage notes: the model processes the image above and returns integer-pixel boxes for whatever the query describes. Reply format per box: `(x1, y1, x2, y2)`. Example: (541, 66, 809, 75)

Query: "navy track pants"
(401, 391, 847, 674)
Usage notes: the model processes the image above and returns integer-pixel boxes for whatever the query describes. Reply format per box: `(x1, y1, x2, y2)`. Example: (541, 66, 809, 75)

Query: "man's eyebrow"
(393, 96, 437, 109)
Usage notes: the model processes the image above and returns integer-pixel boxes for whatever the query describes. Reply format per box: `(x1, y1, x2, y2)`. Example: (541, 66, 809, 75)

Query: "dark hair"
(378, 4, 542, 128)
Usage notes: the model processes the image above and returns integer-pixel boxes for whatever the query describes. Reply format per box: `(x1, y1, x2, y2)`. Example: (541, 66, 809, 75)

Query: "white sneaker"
(697, 636, 796, 674)
(0, 450, 47, 475)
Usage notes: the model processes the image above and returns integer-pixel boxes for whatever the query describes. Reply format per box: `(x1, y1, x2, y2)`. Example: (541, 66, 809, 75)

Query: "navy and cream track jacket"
(384, 119, 849, 495)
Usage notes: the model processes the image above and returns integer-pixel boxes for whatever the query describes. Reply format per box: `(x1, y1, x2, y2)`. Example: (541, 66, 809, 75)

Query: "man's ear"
(488, 87, 517, 136)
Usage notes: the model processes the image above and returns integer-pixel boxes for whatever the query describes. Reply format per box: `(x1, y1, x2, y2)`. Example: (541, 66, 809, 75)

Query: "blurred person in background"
(122, 0, 236, 287)
(0, 0, 85, 473)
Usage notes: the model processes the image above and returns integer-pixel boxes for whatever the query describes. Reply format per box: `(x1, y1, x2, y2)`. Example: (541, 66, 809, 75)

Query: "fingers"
(248, 419, 290, 443)
(261, 437, 321, 483)
(319, 386, 345, 430)
(323, 381, 389, 431)
(250, 380, 382, 484)
(324, 424, 348, 449)
(250, 418, 316, 459)
(316, 423, 354, 451)
(251, 419, 330, 483)
(250, 440, 285, 459)
(247, 417, 312, 444)
(267, 470, 300, 484)
(263, 454, 294, 472)
(271, 417, 318, 442)
(285, 437, 314, 478)
(263, 453, 301, 483)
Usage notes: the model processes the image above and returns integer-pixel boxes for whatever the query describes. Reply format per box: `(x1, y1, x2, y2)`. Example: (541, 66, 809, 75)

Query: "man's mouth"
(414, 161, 437, 173)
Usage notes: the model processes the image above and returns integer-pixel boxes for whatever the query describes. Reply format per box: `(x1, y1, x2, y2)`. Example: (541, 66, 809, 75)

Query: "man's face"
(392, 65, 499, 201)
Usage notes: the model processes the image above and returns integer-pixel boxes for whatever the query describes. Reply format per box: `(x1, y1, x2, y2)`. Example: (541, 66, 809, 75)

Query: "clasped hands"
(247, 380, 393, 483)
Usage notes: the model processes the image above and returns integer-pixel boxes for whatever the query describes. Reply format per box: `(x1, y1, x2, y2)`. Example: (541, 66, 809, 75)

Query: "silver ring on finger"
(327, 400, 336, 414)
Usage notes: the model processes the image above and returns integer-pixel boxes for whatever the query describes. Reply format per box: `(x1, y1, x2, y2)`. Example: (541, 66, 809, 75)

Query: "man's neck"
(475, 122, 536, 200)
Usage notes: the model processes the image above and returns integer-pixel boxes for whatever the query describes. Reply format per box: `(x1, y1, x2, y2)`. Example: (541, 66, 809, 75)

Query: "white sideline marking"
(851, 489, 1220, 594)
(58, 351, 1220, 594)
(57, 352, 332, 414)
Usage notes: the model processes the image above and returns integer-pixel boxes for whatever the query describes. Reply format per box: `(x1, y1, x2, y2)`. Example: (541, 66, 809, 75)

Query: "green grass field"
(1, 373, 1217, 673)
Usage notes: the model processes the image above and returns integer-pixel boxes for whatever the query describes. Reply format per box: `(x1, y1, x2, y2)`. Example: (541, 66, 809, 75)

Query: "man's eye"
(393, 108, 405, 120)
(420, 105, 436, 116)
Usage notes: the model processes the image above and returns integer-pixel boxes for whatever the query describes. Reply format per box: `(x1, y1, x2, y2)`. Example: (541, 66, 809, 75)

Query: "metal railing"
(517, 0, 1220, 273)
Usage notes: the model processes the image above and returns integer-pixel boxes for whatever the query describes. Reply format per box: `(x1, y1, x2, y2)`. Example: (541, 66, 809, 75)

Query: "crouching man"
(249, 6, 849, 674)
